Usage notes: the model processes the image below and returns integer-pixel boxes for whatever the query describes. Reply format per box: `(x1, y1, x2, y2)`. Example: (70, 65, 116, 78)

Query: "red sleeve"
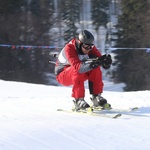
(65, 44, 81, 71)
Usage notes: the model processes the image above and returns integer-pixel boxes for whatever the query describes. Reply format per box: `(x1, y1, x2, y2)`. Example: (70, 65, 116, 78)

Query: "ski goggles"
(82, 44, 94, 51)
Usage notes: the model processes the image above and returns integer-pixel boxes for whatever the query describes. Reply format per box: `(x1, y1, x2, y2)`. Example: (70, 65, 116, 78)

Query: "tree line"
(0, 0, 109, 85)
(113, 0, 150, 91)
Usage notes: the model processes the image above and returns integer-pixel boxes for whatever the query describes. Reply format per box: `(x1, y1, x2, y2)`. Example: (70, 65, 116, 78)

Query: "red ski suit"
(55, 39, 104, 98)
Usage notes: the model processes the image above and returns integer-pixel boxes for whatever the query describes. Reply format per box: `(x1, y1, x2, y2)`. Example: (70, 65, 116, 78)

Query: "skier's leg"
(56, 66, 73, 86)
(71, 70, 87, 99)
(87, 67, 111, 108)
(56, 66, 87, 98)
(87, 67, 104, 95)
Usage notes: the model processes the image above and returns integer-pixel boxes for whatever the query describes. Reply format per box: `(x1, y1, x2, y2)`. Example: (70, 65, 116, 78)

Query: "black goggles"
(82, 44, 94, 51)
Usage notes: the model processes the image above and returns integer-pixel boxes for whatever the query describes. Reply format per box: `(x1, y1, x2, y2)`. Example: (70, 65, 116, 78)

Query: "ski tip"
(113, 113, 122, 119)
(57, 109, 63, 111)
(131, 107, 139, 111)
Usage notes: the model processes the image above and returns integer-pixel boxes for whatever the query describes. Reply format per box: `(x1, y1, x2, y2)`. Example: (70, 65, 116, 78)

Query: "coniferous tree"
(0, 0, 24, 14)
(60, 0, 80, 42)
(0, 0, 26, 81)
(30, 0, 54, 45)
(91, 0, 109, 31)
(0, 0, 55, 84)
(114, 0, 150, 91)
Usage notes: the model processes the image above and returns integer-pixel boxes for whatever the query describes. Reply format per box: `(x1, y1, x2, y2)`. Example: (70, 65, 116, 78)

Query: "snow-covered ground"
(0, 79, 150, 150)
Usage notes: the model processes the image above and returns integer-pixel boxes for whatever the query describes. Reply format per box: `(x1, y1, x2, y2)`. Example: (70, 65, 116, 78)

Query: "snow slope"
(0, 80, 150, 150)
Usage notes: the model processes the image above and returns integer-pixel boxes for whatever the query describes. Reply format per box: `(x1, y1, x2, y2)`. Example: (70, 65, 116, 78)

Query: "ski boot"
(73, 98, 90, 111)
(90, 94, 111, 110)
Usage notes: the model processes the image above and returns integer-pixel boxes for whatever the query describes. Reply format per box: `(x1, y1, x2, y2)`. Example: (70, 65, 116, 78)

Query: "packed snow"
(0, 79, 150, 150)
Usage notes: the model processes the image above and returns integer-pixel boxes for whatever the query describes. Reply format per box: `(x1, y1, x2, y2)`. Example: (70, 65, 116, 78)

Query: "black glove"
(89, 54, 112, 69)
(90, 61, 99, 69)
(89, 56, 103, 69)
(101, 54, 112, 69)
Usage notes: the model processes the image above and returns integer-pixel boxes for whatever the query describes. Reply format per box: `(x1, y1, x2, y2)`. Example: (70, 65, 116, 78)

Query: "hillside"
(0, 80, 150, 150)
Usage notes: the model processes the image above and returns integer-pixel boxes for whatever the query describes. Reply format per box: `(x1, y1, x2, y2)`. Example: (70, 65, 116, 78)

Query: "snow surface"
(0, 79, 150, 150)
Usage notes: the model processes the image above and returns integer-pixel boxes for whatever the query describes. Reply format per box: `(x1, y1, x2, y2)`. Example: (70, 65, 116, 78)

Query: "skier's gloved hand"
(90, 61, 99, 69)
(89, 54, 112, 69)
(101, 54, 112, 69)
(89, 56, 103, 69)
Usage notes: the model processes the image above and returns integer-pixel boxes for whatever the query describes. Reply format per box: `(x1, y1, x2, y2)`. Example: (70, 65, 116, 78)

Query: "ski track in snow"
(0, 80, 150, 150)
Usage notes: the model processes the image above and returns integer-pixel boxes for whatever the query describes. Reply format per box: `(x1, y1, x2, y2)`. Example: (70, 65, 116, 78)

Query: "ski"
(91, 106, 138, 114)
(111, 107, 138, 114)
(111, 107, 138, 112)
(91, 106, 140, 117)
(92, 106, 139, 113)
(57, 108, 122, 119)
(109, 107, 140, 117)
(57, 107, 139, 118)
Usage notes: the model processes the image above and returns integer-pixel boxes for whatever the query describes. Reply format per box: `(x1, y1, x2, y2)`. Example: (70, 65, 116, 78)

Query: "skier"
(55, 30, 112, 110)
